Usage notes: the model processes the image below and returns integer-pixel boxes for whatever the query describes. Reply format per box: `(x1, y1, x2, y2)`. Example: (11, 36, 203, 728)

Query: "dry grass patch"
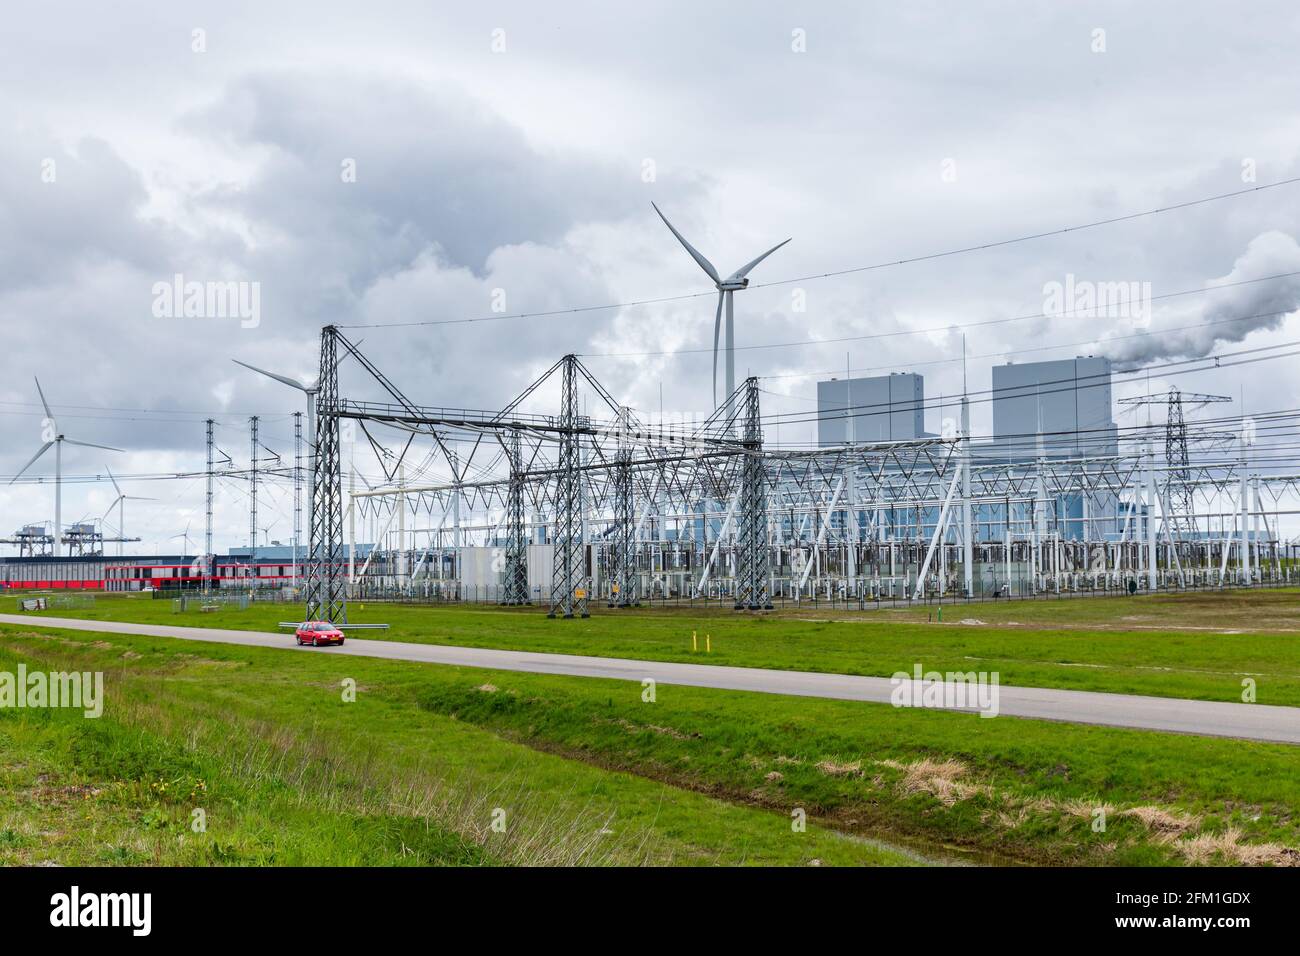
(598, 716, 699, 740)
(1171, 828, 1300, 866)
(1120, 805, 1201, 835)
(815, 759, 863, 777)
(878, 757, 988, 806)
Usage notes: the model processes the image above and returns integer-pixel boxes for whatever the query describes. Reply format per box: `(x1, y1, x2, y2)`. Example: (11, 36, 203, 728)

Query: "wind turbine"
(652, 203, 790, 417)
(9, 378, 123, 557)
(233, 343, 358, 555)
(103, 466, 155, 557)
(170, 519, 195, 556)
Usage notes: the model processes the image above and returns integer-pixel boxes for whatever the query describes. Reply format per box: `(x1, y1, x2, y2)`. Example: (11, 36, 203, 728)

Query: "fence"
(171, 594, 252, 613)
(335, 568, 1298, 612)
(14, 594, 97, 611)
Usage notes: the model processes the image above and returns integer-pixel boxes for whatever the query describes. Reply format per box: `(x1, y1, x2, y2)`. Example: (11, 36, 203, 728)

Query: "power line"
(587, 271, 1300, 361)
(336, 177, 1300, 331)
(758, 339, 1300, 429)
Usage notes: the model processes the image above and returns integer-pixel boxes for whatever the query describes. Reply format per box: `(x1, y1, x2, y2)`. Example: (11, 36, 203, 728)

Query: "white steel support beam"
(961, 395, 973, 597)
(914, 461, 962, 600)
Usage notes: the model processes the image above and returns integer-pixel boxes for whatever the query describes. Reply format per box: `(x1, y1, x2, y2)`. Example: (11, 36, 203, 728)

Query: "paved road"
(4, 613, 1299, 744)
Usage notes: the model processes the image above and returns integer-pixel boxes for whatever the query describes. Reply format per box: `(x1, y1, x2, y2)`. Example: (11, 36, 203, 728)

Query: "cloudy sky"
(3, 1, 1300, 553)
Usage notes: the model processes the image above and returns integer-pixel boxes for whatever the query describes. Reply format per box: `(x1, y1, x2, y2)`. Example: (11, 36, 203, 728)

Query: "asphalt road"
(4, 612, 1299, 744)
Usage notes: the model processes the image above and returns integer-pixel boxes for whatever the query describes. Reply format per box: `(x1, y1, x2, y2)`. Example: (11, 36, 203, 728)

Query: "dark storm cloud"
(185, 72, 655, 282)
(0, 135, 172, 288)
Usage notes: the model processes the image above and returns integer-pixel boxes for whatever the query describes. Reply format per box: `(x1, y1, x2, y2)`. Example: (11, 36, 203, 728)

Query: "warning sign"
(574, 588, 587, 599)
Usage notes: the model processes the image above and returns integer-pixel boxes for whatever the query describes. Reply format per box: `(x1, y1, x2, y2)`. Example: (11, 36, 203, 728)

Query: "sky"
(3, 0, 1300, 553)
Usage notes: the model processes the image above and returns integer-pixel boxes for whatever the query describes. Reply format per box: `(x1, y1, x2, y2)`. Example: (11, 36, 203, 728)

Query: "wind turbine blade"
(106, 465, 122, 497)
(727, 237, 792, 282)
(336, 338, 364, 373)
(33, 377, 56, 431)
(62, 438, 124, 452)
(711, 291, 724, 409)
(232, 359, 310, 392)
(9, 442, 54, 483)
(651, 203, 721, 284)
(124, 495, 156, 501)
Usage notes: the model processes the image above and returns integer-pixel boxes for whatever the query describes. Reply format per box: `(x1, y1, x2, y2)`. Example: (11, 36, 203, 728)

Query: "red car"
(295, 621, 345, 647)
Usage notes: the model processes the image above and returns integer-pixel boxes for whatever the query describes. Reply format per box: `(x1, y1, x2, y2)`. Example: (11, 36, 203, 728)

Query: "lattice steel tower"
(608, 406, 637, 608)
(502, 428, 530, 605)
(293, 411, 303, 591)
(1162, 387, 1231, 536)
(734, 377, 772, 609)
(204, 418, 215, 592)
(306, 326, 348, 623)
(1165, 388, 1192, 522)
(548, 354, 589, 618)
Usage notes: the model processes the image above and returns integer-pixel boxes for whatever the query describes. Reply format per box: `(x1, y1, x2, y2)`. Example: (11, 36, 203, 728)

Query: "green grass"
(0, 627, 918, 867)
(14, 590, 1300, 707)
(3, 621, 1299, 866)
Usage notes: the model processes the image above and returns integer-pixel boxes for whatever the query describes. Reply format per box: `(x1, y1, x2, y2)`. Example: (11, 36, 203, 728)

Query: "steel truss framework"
(502, 427, 530, 605)
(305, 332, 1298, 622)
(549, 355, 589, 618)
(305, 326, 347, 623)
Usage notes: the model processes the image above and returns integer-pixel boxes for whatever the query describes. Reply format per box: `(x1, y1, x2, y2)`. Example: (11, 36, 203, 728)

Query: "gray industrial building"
(986, 356, 1118, 459)
(815, 358, 1118, 457)
(979, 356, 1122, 541)
(815, 358, 1123, 545)
(816, 372, 926, 446)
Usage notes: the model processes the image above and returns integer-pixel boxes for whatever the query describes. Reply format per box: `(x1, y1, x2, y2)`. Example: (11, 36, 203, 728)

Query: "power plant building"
(816, 373, 926, 446)
(986, 356, 1118, 459)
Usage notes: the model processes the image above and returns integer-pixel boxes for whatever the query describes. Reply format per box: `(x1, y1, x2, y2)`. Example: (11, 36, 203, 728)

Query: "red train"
(0, 556, 300, 591)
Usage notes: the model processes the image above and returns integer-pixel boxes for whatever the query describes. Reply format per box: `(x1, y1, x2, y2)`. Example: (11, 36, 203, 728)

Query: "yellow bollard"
(692, 630, 697, 652)
(706, 634, 711, 653)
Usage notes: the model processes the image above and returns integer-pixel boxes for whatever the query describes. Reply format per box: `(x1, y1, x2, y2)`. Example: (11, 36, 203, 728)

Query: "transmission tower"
(608, 406, 637, 608)
(306, 326, 347, 624)
(1119, 387, 1232, 541)
(734, 377, 772, 609)
(1164, 388, 1232, 536)
(293, 411, 303, 590)
(205, 418, 214, 592)
(1165, 389, 1192, 522)
(501, 428, 530, 605)
(548, 354, 589, 618)
(249, 415, 259, 565)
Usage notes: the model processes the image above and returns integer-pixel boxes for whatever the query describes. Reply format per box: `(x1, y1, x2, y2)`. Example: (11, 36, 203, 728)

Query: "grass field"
(14, 589, 1300, 706)
(0, 626, 919, 866)
(2, 613, 1299, 866)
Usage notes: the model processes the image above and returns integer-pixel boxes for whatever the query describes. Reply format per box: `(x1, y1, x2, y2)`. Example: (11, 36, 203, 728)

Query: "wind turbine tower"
(9, 378, 122, 557)
(652, 204, 790, 417)
(103, 466, 154, 556)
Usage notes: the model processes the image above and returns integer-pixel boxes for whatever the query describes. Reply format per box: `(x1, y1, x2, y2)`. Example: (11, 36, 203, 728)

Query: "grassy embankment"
(2, 621, 1298, 866)
(13, 589, 1300, 706)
